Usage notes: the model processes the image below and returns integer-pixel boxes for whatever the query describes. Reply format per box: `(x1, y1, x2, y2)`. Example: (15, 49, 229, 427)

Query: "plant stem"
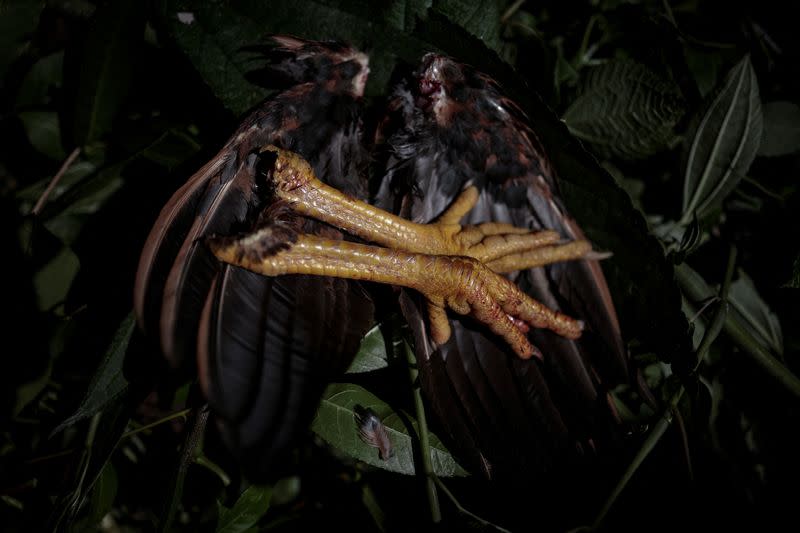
(159, 406, 209, 533)
(500, 0, 526, 24)
(404, 341, 441, 524)
(676, 258, 800, 397)
(433, 476, 512, 533)
(31, 147, 80, 216)
(594, 246, 736, 527)
(121, 408, 192, 439)
(26, 408, 195, 465)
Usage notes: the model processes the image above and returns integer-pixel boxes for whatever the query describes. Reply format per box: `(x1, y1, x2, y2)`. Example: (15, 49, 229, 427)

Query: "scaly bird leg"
(209, 230, 582, 360)
(265, 146, 591, 271)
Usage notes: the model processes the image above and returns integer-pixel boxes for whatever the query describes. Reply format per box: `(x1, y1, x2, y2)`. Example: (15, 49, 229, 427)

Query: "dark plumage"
(135, 38, 631, 499)
(134, 36, 374, 477)
(377, 54, 628, 479)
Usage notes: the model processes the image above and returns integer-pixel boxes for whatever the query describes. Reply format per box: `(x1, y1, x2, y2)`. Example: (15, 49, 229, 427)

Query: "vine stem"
(31, 147, 80, 216)
(593, 246, 737, 528)
(26, 408, 194, 465)
(404, 341, 441, 524)
(159, 405, 209, 533)
(433, 476, 512, 533)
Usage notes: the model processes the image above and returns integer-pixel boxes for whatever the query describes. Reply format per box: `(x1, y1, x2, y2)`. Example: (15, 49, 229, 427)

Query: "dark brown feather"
(134, 36, 375, 478)
(377, 54, 627, 478)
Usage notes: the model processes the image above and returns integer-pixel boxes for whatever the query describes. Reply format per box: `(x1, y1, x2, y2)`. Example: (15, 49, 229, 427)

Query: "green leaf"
(346, 324, 389, 373)
(51, 313, 134, 435)
(563, 60, 685, 160)
(33, 245, 80, 311)
(729, 270, 783, 356)
(159, 1, 270, 116)
(216, 485, 272, 533)
(312, 383, 467, 477)
(0, 0, 44, 78)
(15, 50, 64, 109)
(682, 56, 763, 221)
(18, 110, 66, 160)
(433, 0, 502, 53)
(758, 101, 800, 157)
(73, 0, 145, 145)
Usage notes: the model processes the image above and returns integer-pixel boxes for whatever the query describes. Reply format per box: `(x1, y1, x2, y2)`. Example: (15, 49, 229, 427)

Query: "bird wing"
(375, 59, 625, 479)
(134, 37, 375, 478)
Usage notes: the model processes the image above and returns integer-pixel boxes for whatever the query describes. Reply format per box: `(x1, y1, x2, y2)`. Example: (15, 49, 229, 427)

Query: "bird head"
(269, 35, 370, 97)
(414, 53, 462, 119)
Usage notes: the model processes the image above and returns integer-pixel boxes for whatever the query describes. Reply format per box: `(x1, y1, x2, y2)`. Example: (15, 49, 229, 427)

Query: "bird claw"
(426, 186, 592, 273)
(416, 255, 582, 360)
(225, 146, 589, 360)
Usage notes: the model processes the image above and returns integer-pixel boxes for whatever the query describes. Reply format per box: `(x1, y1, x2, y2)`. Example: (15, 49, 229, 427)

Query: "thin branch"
(676, 258, 800, 397)
(31, 147, 80, 216)
(404, 341, 441, 524)
(742, 175, 784, 202)
(26, 407, 194, 465)
(121, 408, 192, 439)
(433, 476, 512, 533)
(593, 246, 737, 527)
(500, 0, 526, 24)
(159, 405, 209, 533)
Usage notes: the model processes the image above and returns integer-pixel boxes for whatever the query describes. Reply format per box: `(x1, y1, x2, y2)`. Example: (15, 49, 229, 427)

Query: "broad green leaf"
(682, 56, 763, 221)
(0, 0, 44, 78)
(563, 60, 684, 160)
(729, 271, 783, 356)
(346, 324, 389, 373)
(33, 245, 80, 311)
(159, 2, 270, 116)
(72, 0, 145, 145)
(312, 383, 467, 477)
(51, 313, 134, 435)
(433, 0, 502, 53)
(216, 485, 272, 533)
(15, 50, 64, 109)
(18, 110, 65, 160)
(758, 101, 800, 157)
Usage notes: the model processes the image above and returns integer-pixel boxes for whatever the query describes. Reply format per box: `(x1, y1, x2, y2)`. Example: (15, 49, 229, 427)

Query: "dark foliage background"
(2, 0, 799, 531)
